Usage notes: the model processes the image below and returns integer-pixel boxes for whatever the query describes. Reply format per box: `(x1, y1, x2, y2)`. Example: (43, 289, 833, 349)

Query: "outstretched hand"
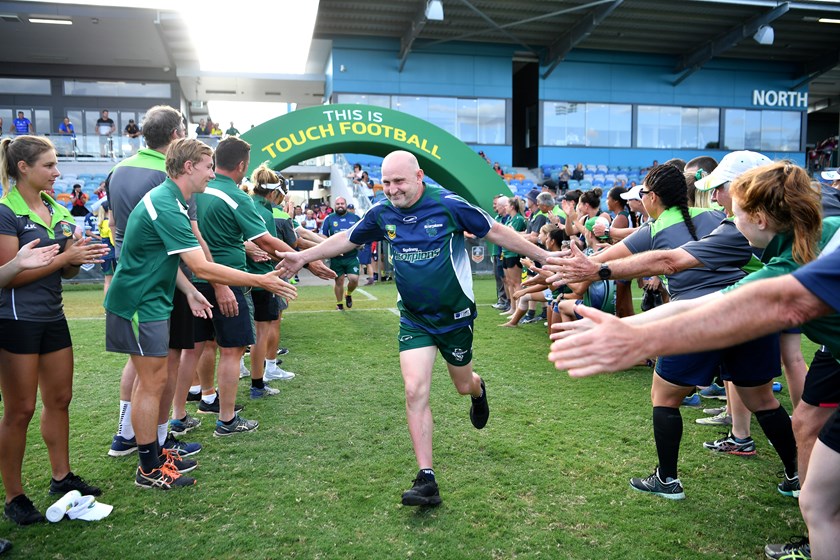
(547, 304, 649, 377)
(275, 251, 306, 278)
(544, 242, 597, 286)
(260, 271, 298, 300)
(16, 238, 60, 270)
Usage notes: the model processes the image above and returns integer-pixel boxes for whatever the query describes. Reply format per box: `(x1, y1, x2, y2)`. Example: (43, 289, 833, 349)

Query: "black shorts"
(168, 289, 195, 350)
(193, 283, 254, 348)
(251, 289, 280, 322)
(802, 348, 840, 408)
(818, 407, 840, 454)
(0, 318, 72, 354)
(502, 256, 522, 269)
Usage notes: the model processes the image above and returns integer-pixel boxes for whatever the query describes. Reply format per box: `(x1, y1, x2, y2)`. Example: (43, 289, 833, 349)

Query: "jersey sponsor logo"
(386, 224, 397, 240)
(60, 222, 73, 237)
(423, 220, 443, 237)
(393, 248, 440, 263)
(453, 307, 471, 320)
(402, 215, 418, 224)
(471, 245, 485, 264)
(450, 347, 468, 362)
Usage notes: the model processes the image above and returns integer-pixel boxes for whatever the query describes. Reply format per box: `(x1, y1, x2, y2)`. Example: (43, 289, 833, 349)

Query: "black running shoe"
(469, 378, 489, 429)
(135, 465, 196, 490)
(765, 537, 810, 559)
(161, 448, 198, 474)
(401, 472, 441, 506)
(629, 467, 685, 500)
(777, 472, 800, 498)
(4, 495, 46, 526)
(49, 472, 102, 496)
(186, 391, 202, 402)
(196, 391, 244, 415)
(345, 294, 353, 308)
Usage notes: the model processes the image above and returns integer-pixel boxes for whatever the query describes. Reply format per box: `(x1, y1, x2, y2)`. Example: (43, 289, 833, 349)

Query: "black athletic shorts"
(0, 318, 72, 354)
(251, 289, 280, 322)
(802, 347, 840, 408)
(502, 256, 522, 269)
(168, 289, 195, 350)
(818, 407, 840, 454)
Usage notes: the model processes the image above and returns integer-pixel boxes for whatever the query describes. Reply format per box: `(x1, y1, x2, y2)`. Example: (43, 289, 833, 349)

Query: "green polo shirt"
(0, 188, 75, 321)
(104, 179, 201, 322)
(724, 216, 840, 359)
(501, 213, 526, 258)
(247, 195, 279, 277)
(193, 175, 268, 280)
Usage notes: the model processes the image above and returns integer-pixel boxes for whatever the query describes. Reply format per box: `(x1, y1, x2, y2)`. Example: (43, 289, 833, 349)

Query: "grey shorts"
(105, 312, 169, 357)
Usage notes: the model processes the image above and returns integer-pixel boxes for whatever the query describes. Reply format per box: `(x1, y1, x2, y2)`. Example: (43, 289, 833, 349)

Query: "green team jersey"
(724, 216, 840, 359)
(501, 213, 526, 258)
(104, 179, 200, 322)
(247, 195, 279, 278)
(193, 175, 268, 280)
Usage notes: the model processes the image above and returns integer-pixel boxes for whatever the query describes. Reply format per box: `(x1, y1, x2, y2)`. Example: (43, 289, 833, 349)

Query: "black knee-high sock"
(653, 406, 683, 481)
(755, 405, 798, 478)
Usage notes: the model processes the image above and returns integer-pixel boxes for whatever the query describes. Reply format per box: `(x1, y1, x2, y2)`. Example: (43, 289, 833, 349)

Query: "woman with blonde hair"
(0, 136, 108, 524)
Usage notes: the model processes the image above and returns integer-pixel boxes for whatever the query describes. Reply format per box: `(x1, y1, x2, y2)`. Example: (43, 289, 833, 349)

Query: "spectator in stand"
(57, 117, 75, 136)
(96, 110, 115, 157)
(97, 203, 116, 296)
(13, 112, 32, 135)
(124, 119, 141, 155)
(303, 208, 318, 232)
(194, 119, 211, 137)
(94, 181, 107, 200)
(69, 184, 89, 231)
(210, 121, 223, 137)
(492, 162, 504, 177)
(478, 150, 491, 165)
(315, 203, 330, 230)
(56, 117, 76, 156)
(348, 163, 363, 181)
(292, 205, 304, 227)
(224, 122, 240, 137)
(558, 164, 571, 192)
(571, 163, 584, 181)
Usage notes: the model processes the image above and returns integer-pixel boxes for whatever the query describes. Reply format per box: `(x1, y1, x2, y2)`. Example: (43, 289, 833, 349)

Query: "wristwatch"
(598, 263, 612, 280)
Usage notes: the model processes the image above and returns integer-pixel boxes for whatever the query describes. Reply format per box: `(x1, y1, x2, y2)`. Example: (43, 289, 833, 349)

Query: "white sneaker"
(239, 357, 250, 379)
(265, 367, 295, 381)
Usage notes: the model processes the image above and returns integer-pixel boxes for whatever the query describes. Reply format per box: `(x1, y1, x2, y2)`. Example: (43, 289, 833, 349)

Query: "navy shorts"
(0, 318, 72, 354)
(656, 333, 780, 388)
(802, 348, 840, 408)
(193, 283, 255, 348)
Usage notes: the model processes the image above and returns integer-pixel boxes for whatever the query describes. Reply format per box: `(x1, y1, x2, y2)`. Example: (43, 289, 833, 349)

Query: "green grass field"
(1, 277, 810, 559)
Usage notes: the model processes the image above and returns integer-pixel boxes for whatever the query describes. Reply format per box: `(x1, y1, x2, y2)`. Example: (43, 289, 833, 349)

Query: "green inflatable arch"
(240, 104, 508, 212)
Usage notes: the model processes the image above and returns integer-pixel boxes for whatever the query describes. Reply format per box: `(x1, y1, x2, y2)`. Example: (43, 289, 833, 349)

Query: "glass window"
(543, 102, 631, 147)
(638, 105, 719, 149)
(477, 99, 505, 144)
(0, 109, 14, 136)
(34, 110, 50, 136)
(63, 80, 171, 98)
(335, 93, 390, 108)
(426, 97, 457, 136)
(724, 108, 799, 152)
(393, 96, 428, 120)
(698, 108, 720, 149)
(456, 98, 478, 144)
(0, 78, 51, 95)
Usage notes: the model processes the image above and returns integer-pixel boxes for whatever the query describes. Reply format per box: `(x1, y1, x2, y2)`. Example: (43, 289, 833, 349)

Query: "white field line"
(354, 288, 377, 301)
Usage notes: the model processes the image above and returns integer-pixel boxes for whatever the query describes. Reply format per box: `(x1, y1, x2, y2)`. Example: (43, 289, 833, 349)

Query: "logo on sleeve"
(386, 224, 397, 240)
(60, 222, 73, 237)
